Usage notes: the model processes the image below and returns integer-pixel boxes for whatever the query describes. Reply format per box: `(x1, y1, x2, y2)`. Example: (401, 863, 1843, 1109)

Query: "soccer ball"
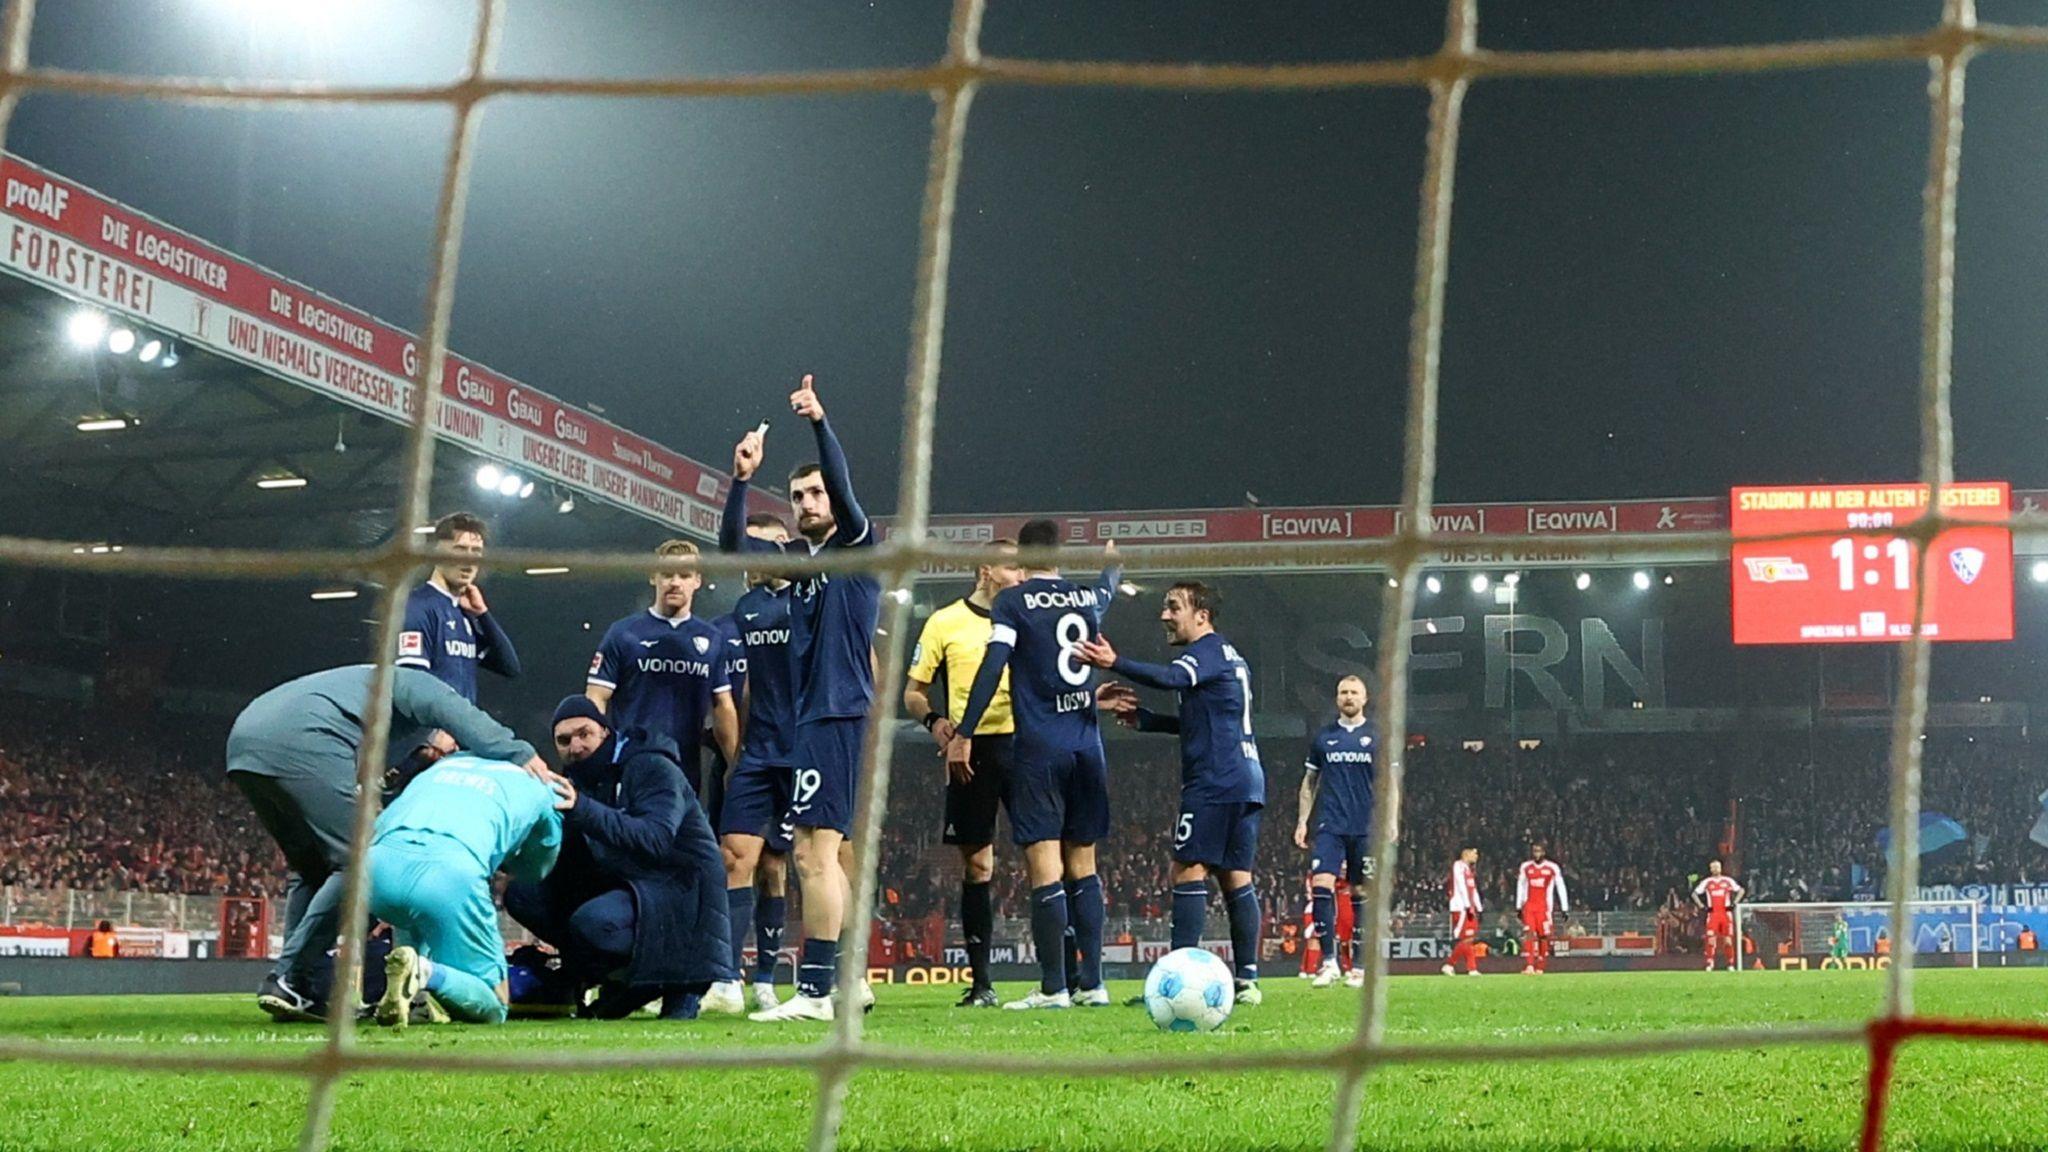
(1143, 947, 1235, 1033)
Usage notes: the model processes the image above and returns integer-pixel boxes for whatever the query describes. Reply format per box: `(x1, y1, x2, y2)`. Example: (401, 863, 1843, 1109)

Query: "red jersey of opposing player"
(1694, 873, 1743, 932)
(1515, 857, 1568, 935)
(1445, 849, 1482, 975)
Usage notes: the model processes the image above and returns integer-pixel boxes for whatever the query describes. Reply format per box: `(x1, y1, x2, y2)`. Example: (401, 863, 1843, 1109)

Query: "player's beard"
(798, 511, 834, 541)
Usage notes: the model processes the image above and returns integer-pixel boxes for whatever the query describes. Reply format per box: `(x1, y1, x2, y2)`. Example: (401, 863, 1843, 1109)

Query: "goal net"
(0, 2, 2045, 1152)
(1736, 901, 1983, 972)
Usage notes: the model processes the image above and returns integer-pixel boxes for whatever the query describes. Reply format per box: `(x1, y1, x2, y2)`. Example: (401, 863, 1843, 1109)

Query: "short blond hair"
(655, 539, 700, 560)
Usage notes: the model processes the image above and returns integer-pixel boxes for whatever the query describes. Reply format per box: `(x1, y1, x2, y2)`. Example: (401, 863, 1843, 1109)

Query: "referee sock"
(755, 895, 787, 985)
(1311, 887, 1337, 965)
(797, 937, 837, 1000)
(960, 880, 994, 990)
(1066, 875, 1105, 991)
(1225, 883, 1261, 982)
(1350, 894, 1370, 971)
(1171, 882, 1209, 951)
(726, 887, 756, 977)
(1029, 883, 1070, 996)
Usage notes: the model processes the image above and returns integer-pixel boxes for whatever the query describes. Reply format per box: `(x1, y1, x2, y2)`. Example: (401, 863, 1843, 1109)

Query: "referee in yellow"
(903, 539, 1025, 1006)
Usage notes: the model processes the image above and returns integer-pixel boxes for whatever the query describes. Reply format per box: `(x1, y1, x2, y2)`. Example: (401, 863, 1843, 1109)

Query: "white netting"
(1738, 901, 1985, 969)
(1, 2, 2044, 1151)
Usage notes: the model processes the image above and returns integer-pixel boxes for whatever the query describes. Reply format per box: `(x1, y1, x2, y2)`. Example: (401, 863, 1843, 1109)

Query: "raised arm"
(473, 608, 522, 679)
(722, 424, 779, 554)
(787, 375, 869, 547)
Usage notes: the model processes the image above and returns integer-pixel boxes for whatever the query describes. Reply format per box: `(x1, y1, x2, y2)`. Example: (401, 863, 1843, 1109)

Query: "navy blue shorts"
(1007, 740, 1110, 847)
(789, 716, 866, 836)
(1311, 829, 1372, 883)
(1173, 800, 1262, 871)
(718, 756, 793, 853)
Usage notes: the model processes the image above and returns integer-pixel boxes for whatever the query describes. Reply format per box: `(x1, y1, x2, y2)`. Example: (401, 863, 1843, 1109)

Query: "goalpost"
(1736, 901, 1983, 971)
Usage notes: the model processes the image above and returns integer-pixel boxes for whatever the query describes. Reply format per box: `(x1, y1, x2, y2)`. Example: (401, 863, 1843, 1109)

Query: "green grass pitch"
(1, 970, 2044, 1151)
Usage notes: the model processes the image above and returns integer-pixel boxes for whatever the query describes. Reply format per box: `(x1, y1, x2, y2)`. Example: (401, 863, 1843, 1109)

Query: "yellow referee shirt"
(909, 598, 1014, 735)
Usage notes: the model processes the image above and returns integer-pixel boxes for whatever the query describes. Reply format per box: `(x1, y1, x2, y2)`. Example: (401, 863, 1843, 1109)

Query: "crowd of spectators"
(5, 696, 2043, 947)
(0, 713, 282, 898)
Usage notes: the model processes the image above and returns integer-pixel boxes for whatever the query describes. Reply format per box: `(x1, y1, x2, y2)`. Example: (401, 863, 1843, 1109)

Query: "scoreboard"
(1729, 482, 2013, 645)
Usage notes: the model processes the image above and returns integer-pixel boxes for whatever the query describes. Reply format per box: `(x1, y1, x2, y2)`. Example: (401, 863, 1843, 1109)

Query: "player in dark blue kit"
(948, 521, 1121, 1010)
(1294, 674, 1375, 990)
(585, 539, 741, 800)
(395, 511, 521, 702)
(1083, 581, 1268, 1005)
(717, 512, 798, 1014)
(721, 374, 881, 1023)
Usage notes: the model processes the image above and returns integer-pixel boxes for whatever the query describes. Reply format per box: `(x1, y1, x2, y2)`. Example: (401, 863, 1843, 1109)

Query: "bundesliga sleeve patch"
(588, 651, 604, 676)
(399, 631, 424, 658)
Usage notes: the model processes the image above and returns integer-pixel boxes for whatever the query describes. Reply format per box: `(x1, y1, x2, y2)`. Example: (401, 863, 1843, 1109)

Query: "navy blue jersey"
(587, 610, 732, 754)
(714, 613, 747, 708)
(956, 568, 1121, 752)
(1306, 718, 1376, 836)
(1116, 632, 1265, 807)
(720, 418, 880, 724)
(732, 583, 798, 765)
(396, 583, 520, 703)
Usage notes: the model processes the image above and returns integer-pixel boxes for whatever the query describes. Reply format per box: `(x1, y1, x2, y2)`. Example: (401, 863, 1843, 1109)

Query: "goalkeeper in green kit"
(1828, 915, 1851, 963)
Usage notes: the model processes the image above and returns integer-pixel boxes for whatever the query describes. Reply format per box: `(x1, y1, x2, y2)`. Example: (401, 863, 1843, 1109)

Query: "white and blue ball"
(1143, 947, 1235, 1032)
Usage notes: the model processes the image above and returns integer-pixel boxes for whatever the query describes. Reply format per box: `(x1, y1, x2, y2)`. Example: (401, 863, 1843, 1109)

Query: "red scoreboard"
(1730, 482, 2013, 645)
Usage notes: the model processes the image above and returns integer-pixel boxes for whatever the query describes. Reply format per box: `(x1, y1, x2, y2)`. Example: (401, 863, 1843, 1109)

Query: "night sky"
(16, 1, 2048, 518)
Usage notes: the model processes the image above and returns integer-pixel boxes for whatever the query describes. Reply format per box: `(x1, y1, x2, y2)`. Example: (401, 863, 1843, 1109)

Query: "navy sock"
(1171, 882, 1208, 951)
(726, 887, 756, 977)
(1066, 875, 1105, 992)
(960, 881, 993, 990)
(1225, 883, 1261, 982)
(755, 895, 787, 984)
(797, 936, 837, 999)
(1029, 883, 1070, 995)
(1312, 887, 1337, 965)
(1350, 896, 1370, 970)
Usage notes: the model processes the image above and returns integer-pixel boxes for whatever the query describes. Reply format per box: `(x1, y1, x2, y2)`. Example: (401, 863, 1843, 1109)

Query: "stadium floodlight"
(65, 309, 108, 348)
(1118, 581, 1141, 597)
(496, 472, 524, 498)
(158, 343, 180, 368)
(1502, 572, 1520, 587)
(106, 327, 136, 355)
(137, 337, 163, 363)
(1387, 577, 1399, 589)
(1469, 573, 1490, 594)
(255, 475, 307, 490)
(411, 524, 436, 535)
(523, 567, 570, 577)
(518, 481, 535, 500)
(75, 416, 130, 432)
(474, 463, 502, 491)
(1633, 570, 1652, 590)
(1663, 573, 1676, 586)
(309, 588, 359, 601)
(2032, 560, 2048, 584)
(1575, 572, 1593, 591)
(1423, 575, 1441, 595)
(556, 493, 575, 514)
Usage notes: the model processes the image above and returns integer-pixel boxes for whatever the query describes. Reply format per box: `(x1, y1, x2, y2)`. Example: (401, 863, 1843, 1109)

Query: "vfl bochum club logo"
(1949, 547, 1985, 585)
(693, 635, 711, 655)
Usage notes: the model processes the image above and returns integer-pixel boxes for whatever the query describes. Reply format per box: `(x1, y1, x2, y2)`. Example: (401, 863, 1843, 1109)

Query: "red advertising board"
(1729, 482, 2013, 645)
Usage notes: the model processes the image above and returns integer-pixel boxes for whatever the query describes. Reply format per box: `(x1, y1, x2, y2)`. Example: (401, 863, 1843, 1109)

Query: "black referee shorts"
(943, 733, 1013, 847)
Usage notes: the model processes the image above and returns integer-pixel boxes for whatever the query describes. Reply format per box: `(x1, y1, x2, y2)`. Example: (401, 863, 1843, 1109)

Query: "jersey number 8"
(1055, 612, 1091, 687)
